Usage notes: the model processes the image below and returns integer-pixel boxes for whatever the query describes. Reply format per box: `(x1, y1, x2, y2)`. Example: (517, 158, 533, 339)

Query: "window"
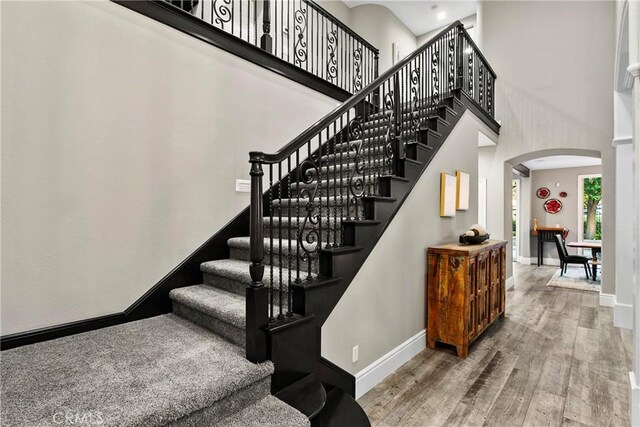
(578, 174, 602, 242)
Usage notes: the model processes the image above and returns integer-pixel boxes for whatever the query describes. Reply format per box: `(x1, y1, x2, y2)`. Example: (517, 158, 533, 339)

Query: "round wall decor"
(559, 191, 568, 198)
(544, 198, 563, 214)
(536, 187, 550, 199)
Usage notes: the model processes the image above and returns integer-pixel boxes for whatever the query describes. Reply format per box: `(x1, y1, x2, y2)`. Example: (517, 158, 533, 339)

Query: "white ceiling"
(521, 156, 602, 171)
(341, 0, 477, 36)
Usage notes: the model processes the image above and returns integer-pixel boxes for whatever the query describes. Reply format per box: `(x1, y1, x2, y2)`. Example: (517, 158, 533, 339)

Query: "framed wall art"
(456, 170, 470, 210)
(440, 173, 457, 217)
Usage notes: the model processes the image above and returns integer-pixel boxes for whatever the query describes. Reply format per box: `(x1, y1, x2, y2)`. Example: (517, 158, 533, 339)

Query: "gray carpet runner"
(1, 105, 424, 426)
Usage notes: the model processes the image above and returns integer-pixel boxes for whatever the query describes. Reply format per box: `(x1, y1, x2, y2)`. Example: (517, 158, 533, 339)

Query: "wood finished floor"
(358, 264, 633, 426)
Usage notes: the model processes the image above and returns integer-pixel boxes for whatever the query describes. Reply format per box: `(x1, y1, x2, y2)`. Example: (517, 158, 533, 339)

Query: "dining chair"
(554, 234, 591, 279)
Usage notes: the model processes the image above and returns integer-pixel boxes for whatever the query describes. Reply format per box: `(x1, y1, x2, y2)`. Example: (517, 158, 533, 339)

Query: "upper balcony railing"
(165, 0, 379, 94)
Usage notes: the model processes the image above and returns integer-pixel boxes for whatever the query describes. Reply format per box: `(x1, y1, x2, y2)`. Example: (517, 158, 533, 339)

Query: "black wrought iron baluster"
(345, 110, 351, 218)
(410, 65, 420, 144)
(339, 115, 345, 242)
(432, 46, 440, 106)
(253, 0, 257, 46)
(261, 0, 272, 52)
(294, 2, 307, 67)
(448, 35, 455, 95)
(287, 156, 292, 316)
(348, 115, 364, 219)
(277, 162, 283, 319)
(295, 148, 301, 283)
(269, 165, 274, 321)
(326, 127, 331, 248)
(231, 0, 235, 37)
(318, 133, 323, 253)
(353, 46, 363, 93)
(327, 29, 338, 82)
(392, 74, 401, 175)
(305, 1, 309, 72)
(479, 62, 484, 108)
(333, 121, 338, 246)
(468, 45, 474, 97)
(286, 0, 290, 62)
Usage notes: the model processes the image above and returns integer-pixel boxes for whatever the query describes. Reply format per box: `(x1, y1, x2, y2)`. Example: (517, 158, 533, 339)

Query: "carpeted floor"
(0, 314, 307, 427)
(545, 266, 601, 292)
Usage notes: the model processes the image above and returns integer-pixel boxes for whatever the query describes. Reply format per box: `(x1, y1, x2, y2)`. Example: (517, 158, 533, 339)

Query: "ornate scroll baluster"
(468, 50, 474, 97)
(479, 62, 484, 107)
(298, 153, 320, 280)
(431, 50, 440, 105)
(383, 91, 396, 175)
(327, 30, 338, 81)
(212, 0, 232, 28)
(447, 38, 455, 94)
(353, 47, 363, 92)
(410, 68, 420, 141)
(347, 116, 364, 217)
(294, 6, 307, 66)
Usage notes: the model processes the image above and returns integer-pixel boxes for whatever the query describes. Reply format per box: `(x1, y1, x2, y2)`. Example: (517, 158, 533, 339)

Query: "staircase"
(1, 20, 499, 427)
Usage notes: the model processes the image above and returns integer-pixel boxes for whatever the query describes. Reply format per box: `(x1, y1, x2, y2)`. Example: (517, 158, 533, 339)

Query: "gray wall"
(322, 111, 497, 375)
(477, 1, 616, 294)
(529, 166, 603, 260)
(1, 1, 342, 335)
(348, 4, 418, 73)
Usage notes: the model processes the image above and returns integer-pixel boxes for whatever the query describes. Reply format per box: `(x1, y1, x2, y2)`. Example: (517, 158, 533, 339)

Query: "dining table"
(566, 241, 602, 280)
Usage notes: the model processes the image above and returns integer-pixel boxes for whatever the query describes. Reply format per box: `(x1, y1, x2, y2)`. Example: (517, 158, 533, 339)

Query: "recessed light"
(437, 11, 447, 21)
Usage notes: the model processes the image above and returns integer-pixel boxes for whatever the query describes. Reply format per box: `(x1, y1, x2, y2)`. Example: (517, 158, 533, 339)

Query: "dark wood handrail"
(249, 20, 463, 164)
(305, 0, 378, 54)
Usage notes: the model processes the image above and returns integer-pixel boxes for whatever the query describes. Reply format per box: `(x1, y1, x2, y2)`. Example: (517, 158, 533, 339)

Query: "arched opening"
(500, 149, 604, 291)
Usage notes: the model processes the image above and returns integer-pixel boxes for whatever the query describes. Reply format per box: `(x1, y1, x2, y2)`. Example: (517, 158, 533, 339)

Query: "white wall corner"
(630, 371, 640, 426)
(614, 302, 634, 329)
(506, 276, 515, 290)
(355, 330, 426, 400)
(600, 292, 616, 307)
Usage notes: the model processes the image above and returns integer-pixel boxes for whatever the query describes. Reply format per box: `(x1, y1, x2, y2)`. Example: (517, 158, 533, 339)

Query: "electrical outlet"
(352, 345, 359, 363)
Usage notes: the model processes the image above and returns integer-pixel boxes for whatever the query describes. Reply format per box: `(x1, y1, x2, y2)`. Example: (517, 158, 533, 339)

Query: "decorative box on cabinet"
(427, 240, 507, 358)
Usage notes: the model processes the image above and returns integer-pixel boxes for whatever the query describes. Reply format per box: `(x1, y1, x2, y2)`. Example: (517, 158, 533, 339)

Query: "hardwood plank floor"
(359, 264, 631, 426)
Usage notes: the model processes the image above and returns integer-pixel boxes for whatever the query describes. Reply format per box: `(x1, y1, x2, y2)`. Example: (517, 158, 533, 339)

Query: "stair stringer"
(268, 93, 500, 398)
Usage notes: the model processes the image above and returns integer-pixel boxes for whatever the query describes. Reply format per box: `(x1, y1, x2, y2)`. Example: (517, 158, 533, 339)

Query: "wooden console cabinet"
(427, 240, 507, 358)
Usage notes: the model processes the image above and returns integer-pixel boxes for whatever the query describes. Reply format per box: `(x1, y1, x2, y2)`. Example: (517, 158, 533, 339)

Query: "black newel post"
(246, 159, 269, 363)
(260, 0, 272, 53)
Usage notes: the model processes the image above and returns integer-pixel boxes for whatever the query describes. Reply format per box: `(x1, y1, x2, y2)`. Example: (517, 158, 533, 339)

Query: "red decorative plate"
(536, 187, 550, 199)
(544, 198, 563, 214)
(559, 191, 568, 198)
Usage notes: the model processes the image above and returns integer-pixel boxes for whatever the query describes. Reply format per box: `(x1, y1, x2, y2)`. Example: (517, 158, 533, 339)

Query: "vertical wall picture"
(440, 173, 457, 217)
(456, 170, 470, 210)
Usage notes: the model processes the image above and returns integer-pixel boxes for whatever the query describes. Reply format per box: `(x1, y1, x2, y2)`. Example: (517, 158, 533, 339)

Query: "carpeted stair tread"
(201, 258, 315, 286)
(214, 395, 310, 427)
(170, 285, 246, 329)
(0, 314, 273, 427)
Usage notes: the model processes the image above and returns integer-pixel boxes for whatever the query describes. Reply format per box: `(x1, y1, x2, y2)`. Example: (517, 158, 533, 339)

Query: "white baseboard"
(506, 276, 514, 290)
(600, 293, 616, 307)
(354, 330, 426, 399)
(614, 302, 634, 329)
(630, 372, 640, 426)
(516, 256, 531, 265)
